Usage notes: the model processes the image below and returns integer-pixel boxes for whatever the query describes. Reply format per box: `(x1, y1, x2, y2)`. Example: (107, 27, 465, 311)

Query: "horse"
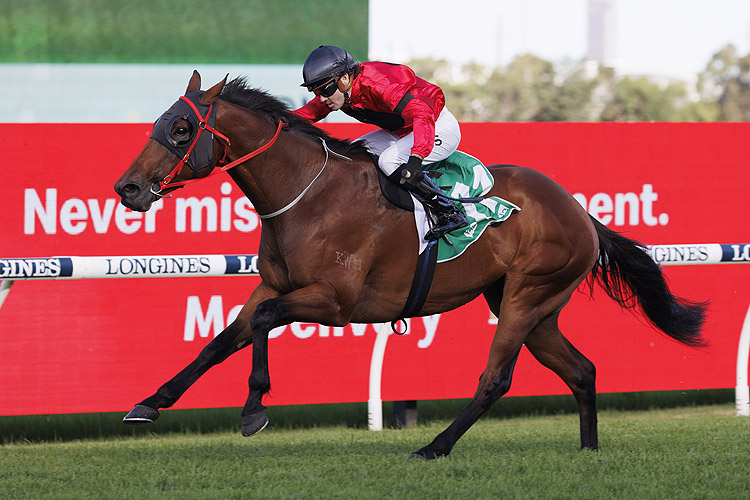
(114, 71, 707, 459)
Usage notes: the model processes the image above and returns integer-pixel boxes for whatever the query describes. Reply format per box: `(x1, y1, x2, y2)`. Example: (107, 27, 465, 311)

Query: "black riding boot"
(416, 176, 470, 240)
(389, 169, 470, 240)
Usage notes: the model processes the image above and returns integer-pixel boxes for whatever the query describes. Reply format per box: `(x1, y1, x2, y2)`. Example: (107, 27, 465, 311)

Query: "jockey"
(292, 45, 469, 240)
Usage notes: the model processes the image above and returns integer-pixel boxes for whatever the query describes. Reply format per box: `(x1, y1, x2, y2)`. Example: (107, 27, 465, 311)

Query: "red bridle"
(154, 95, 287, 194)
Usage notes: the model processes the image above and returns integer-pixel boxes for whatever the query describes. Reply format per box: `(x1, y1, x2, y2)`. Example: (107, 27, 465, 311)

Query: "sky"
(369, 0, 750, 81)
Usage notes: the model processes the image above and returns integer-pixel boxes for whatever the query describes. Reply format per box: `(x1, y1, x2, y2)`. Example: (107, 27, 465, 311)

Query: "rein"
(151, 95, 287, 196)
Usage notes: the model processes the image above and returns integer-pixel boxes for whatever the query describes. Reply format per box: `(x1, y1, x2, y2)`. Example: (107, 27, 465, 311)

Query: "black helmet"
(301, 45, 357, 89)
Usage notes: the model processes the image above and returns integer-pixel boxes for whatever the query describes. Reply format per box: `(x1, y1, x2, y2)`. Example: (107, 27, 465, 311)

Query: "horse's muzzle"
(113, 179, 154, 212)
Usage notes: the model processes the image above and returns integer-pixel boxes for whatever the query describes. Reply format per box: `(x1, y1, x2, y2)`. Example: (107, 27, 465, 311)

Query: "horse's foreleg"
(241, 280, 344, 437)
(123, 320, 251, 423)
(123, 283, 278, 424)
(524, 313, 598, 450)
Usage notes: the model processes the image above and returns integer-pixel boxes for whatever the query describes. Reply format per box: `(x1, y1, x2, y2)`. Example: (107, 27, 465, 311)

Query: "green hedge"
(0, 0, 368, 63)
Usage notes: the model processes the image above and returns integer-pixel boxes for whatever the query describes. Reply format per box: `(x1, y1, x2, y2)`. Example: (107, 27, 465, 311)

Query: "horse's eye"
(169, 118, 193, 144)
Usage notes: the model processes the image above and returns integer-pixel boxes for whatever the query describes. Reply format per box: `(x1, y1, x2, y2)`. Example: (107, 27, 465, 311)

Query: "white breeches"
(356, 107, 461, 175)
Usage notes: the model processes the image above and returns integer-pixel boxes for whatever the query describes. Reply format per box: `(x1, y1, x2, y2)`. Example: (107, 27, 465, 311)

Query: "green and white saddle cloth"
(416, 151, 520, 263)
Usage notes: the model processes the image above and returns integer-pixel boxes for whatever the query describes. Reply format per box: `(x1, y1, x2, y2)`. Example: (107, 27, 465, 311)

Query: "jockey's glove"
(399, 155, 424, 187)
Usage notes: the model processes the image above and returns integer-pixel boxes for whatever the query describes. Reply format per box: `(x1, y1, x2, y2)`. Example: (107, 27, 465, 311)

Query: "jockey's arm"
(292, 98, 330, 123)
(400, 98, 437, 160)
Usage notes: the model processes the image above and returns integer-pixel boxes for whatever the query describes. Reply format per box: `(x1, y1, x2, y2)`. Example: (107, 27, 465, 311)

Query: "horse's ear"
(186, 70, 201, 95)
(200, 74, 228, 105)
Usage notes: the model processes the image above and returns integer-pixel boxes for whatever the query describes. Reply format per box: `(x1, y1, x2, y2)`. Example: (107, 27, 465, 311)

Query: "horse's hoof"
(408, 447, 446, 461)
(122, 404, 160, 424)
(241, 410, 269, 437)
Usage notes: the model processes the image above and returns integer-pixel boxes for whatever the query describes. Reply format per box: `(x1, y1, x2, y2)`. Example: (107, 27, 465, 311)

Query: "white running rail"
(2, 243, 750, 422)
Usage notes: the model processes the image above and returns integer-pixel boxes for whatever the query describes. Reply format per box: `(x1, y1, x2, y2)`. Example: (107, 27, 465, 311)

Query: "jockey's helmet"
(300, 45, 357, 90)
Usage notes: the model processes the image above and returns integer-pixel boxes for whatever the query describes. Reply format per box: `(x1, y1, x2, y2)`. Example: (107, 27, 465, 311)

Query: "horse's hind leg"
(410, 287, 540, 460)
(411, 254, 594, 460)
(524, 312, 598, 450)
(122, 283, 278, 424)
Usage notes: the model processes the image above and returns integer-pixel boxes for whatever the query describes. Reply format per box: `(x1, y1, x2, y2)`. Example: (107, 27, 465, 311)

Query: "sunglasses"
(309, 77, 339, 98)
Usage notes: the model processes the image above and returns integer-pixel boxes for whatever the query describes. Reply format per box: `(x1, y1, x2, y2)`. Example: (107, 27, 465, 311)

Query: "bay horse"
(114, 71, 707, 459)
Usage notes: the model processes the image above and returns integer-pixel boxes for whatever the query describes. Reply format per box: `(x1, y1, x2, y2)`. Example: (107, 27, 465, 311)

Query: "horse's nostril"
(121, 183, 141, 197)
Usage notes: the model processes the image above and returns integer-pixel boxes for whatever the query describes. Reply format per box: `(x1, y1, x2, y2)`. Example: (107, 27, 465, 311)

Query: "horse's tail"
(588, 216, 709, 347)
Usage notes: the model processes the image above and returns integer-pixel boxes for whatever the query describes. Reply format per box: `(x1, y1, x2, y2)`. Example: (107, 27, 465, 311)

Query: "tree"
(534, 63, 615, 121)
(698, 44, 750, 121)
(411, 54, 604, 121)
(407, 46, 747, 122)
(599, 76, 687, 121)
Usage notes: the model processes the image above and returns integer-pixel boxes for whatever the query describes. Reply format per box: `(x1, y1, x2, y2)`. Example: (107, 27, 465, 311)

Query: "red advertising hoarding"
(0, 122, 748, 416)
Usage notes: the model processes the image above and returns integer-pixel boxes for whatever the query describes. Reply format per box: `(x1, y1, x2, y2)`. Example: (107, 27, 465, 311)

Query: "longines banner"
(0, 122, 748, 416)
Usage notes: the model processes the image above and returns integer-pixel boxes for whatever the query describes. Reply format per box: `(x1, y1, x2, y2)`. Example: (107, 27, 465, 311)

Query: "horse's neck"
(219, 107, 326, 218)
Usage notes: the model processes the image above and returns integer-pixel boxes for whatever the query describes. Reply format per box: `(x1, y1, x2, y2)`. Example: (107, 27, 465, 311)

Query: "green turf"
(0, 389, 733, 444)
(0, 0, 368, 63)
(1, 405, 748, 499)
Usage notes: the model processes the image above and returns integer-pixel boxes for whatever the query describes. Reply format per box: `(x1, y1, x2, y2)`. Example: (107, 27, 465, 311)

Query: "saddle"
(376, 157, 474, 240)
(374, 156, 416, 212)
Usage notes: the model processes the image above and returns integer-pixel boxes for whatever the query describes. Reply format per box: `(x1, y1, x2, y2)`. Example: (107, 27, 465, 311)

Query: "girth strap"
(391, 239, 439, 334)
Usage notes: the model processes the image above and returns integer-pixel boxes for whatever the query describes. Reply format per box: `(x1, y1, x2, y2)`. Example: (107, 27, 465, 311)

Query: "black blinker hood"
(150, 91, 218, 173)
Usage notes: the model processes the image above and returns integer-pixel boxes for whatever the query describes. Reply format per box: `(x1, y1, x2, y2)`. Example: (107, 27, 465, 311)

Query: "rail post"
(736, 304, 750, 416)
(367, 323, 390, 431)
(0, 280, 13, 310)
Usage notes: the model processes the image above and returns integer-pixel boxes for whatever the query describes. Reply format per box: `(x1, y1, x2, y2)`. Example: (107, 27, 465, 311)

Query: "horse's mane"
(219, 77, 369, 156)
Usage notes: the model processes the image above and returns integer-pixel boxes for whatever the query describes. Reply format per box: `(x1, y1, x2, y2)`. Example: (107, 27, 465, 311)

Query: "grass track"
(2, 405, 749, 499)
